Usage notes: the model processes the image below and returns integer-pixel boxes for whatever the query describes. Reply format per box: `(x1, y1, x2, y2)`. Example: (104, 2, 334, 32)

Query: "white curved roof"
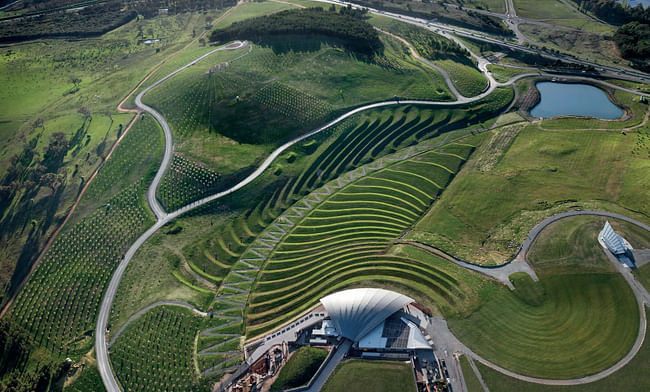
(320, 288, 413, 342)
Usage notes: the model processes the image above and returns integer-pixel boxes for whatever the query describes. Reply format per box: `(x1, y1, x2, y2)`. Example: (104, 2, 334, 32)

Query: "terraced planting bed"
(246, 140, 479, 336)
(111, 306, 204, 392)
(6, 116, 162, 357)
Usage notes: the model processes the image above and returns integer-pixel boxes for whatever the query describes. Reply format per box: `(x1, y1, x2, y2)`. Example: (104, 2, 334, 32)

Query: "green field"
(459, 355, 484, 392)
(321, 360, 416, 392)
(448, 213, 641, 379)
(271, 346, 328, 391)
(411, 122, 650, 265)
(473, 310, 650, 391)
(111, 306, 204, 392)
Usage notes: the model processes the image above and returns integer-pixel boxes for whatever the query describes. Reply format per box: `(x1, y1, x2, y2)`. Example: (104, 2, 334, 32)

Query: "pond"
(530, 82, 624, 120)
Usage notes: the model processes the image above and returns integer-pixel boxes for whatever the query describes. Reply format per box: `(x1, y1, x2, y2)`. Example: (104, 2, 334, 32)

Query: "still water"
(530, 82, 624, 119)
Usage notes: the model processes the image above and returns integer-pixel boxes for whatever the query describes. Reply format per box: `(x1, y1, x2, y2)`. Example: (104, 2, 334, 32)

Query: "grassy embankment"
(410, 114, 650, 265)
(321, 360, 417, 392)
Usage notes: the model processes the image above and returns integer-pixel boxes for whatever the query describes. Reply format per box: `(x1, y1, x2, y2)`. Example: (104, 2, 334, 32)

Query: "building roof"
(600, 221, 627, 255)
(319, 288, 413, 342)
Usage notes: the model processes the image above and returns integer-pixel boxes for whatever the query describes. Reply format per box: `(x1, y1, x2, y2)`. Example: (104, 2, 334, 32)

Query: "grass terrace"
(246, 139, 481, 336)
(321, 360, 416, 392)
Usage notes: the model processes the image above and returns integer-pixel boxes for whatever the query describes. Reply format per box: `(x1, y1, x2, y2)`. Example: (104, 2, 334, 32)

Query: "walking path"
(86, 7, 650, 391)
(108, 301, 208, 347)
(421, 209, 650, 387)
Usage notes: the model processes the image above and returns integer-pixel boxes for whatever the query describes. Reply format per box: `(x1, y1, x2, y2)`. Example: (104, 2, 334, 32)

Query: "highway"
(316, 0, 650, 84)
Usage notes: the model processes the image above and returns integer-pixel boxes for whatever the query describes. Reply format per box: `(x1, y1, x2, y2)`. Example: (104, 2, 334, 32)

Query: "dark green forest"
(210, 7, 383, 55)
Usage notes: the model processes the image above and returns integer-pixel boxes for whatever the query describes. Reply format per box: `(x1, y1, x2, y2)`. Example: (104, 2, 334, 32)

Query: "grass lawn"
(459, 355, 484, 392)
(636, 265, 650, 292)
(271, 346, 328, 391)
(528, 216, 650, 275)
(474, 308, 650, 391)
(321, 360, 416, 392)
(449, 272, 639, 379)
(448, 213, 641, 379)
(410, 122, 650, 265)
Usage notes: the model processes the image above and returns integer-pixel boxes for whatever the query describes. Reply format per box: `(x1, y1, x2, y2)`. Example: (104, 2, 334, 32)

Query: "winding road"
(93, 5, 650, 392)
(422, 209, 650, 387)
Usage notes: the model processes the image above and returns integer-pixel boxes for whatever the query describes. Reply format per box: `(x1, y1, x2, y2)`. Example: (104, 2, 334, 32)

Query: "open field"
(513, 0, 613, 32)
(6, 115, 161, 359)
(518, 23, 618, 65)
(474, 309, 650, 391)
(321, 360, 416, 392)
(411, 120, 650, 265)
(271, 346, 328, 391)
(528, 216, 650, 275)
(111, 306, 203, 392)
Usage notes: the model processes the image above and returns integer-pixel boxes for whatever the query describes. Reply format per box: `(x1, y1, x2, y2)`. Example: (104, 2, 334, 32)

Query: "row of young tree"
(0, 0, 237, 41)
(209, 7, 384, 55)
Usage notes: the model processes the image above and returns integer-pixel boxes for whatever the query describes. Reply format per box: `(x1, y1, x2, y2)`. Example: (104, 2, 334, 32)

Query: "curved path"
(95, 21, 650, 392)
(108, 301, 208, 347)
(422, 209, 650, 386)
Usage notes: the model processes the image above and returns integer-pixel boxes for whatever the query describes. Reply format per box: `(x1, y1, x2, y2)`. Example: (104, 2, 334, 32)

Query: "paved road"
(303, 339, 352, 392)
(134, 40, 249, 220)
(317, 0, 650, 84)
(95, 12, 650, 392)
(423, 209, 650, 386)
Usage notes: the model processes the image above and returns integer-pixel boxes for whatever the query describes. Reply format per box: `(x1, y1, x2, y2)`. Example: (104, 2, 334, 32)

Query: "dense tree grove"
(0, 0, 237, 41)
(571, 0, 650, 25)
(210, 7, 384, 55)
(0, 321, 62, 392)
(614, 21, 650, 60)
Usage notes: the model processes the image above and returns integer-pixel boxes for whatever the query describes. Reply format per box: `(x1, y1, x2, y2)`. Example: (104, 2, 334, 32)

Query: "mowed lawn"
(321, 360, 416, 392)
(448, 215, 641, 379)
(411, 125, 650, 265)
(473, 311, 650, 391)
(271, 346, 328, 391)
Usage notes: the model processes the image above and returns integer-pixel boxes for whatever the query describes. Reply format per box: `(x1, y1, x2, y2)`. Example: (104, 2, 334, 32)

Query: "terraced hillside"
(246, 140, 479, 336)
